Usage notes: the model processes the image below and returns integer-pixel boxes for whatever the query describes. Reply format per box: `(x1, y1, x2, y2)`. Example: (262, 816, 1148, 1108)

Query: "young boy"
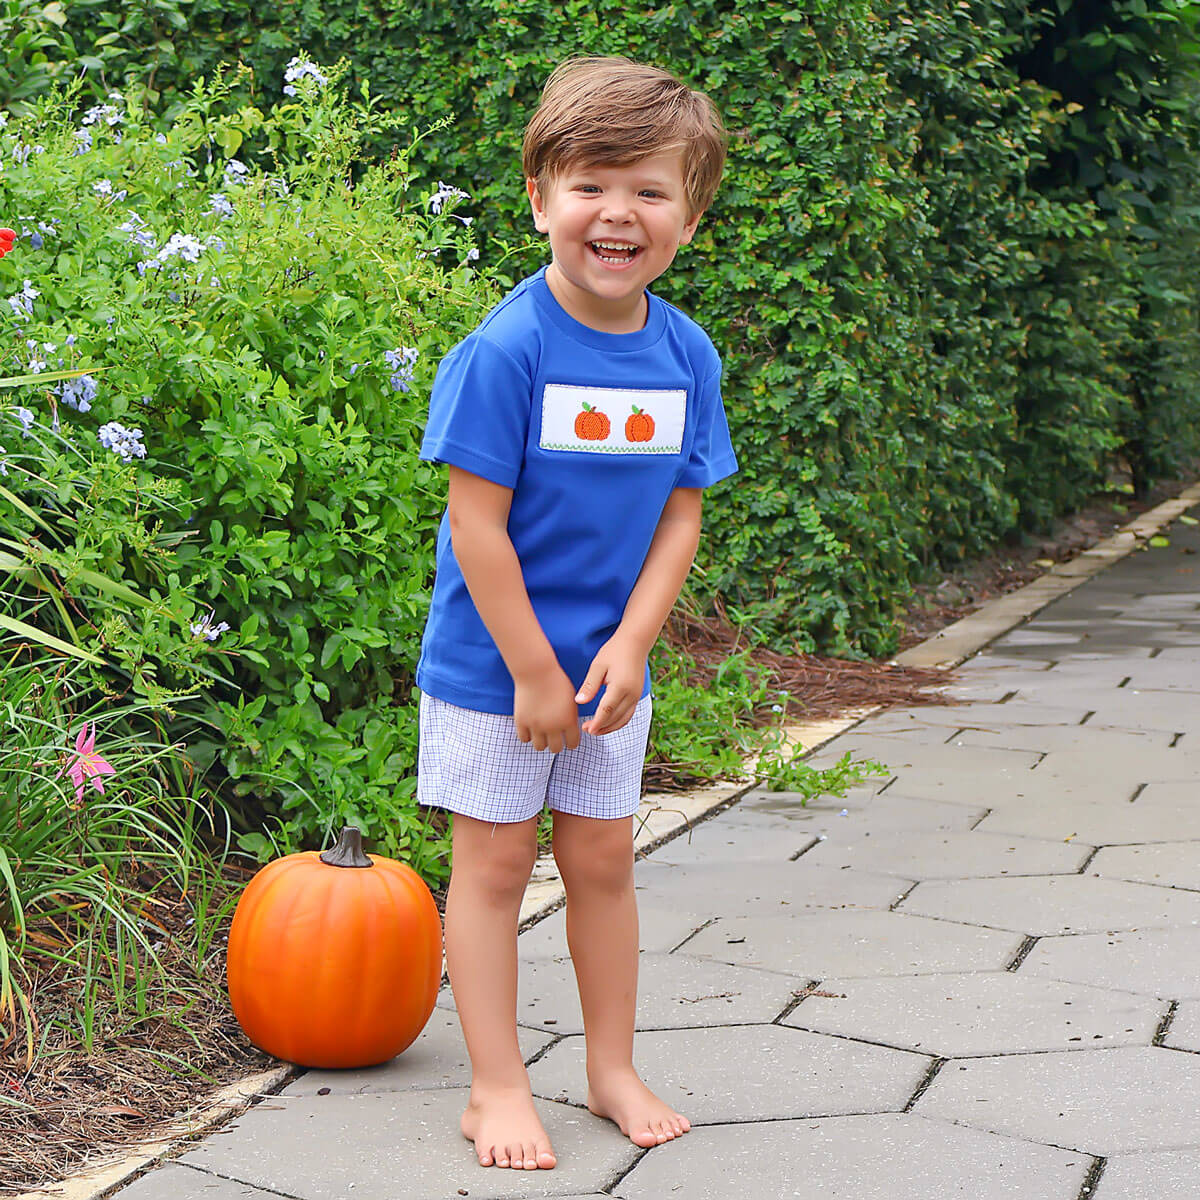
(415, 55, 736, 1171)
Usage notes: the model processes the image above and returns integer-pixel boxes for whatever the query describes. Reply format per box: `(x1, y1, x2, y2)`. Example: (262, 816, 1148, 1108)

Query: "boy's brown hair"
(522, 56, 727, 218)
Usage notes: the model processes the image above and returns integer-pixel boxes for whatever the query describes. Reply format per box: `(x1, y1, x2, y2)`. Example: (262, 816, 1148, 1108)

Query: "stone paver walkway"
(114, 506, 1200, 1199)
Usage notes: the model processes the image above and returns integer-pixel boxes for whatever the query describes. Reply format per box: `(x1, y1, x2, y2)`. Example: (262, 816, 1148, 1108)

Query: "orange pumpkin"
(226, 826, 442, 1069)
(574, 402, 611, 441)
(625, 406, 655, 443)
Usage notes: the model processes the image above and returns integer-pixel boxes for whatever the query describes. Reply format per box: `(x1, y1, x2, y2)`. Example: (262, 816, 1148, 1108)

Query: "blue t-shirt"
(416, 267, 739, 717)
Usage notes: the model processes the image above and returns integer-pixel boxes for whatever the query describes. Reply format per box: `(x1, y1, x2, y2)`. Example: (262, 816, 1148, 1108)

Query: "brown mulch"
(0, 861, 274, 1194)
(4, 473, 1197, 1196)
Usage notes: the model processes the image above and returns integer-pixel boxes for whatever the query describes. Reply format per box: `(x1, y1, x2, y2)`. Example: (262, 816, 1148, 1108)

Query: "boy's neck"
(543, 263, 648, 335)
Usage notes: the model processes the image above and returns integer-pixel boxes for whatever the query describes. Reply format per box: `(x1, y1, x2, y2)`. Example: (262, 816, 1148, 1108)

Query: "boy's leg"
(551, 811, 690, 1147)
(444, 813, 557, 1170)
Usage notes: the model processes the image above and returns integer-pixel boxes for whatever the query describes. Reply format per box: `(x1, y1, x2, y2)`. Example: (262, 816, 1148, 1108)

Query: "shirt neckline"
(530, 267, 666, 352)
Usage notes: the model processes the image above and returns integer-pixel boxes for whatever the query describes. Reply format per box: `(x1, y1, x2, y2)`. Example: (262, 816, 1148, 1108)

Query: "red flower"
(0, 228, 15, 259)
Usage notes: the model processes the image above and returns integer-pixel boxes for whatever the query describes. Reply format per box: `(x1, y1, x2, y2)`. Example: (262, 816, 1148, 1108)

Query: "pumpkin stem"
(319, 826, 374, 868)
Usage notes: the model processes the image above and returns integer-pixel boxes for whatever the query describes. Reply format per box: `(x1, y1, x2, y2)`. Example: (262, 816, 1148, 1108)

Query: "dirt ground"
(2, 476, 1194, 1196)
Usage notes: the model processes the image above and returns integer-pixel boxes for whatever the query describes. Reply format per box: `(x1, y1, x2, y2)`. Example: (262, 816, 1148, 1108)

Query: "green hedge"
(17, 0, 1200, 656)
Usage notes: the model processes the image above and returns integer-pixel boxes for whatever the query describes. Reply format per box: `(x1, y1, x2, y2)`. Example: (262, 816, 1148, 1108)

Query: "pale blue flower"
(60, 375, 98, 413)
(385, 346, 419, 393)
(224, 160, 249, 185)
(82, 103, 122, 127)
(209, 193, 234, 219)
(98, 421, 146, 462)
(428, 181, 469, 215)
(283, 56, 329, 95)
(7, 280, 39, 321)
(190, 612, 231, 642)
(119, 212, 157, 249)
(12, 407, 34, 433)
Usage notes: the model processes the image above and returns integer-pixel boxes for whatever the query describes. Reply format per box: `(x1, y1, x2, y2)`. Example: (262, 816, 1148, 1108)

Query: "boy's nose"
(600, 197, 635, 223)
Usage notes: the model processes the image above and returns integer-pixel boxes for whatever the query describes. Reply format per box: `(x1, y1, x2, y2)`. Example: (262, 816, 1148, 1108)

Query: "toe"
(631, 1126, 658, 1149)
(537, 1146, 558, 1169)
(521, 1141, 538, 1170)
(477, 1146, 495, 1167)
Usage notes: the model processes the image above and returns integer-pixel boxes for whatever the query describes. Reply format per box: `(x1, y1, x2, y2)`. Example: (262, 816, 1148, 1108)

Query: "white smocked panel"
(539, 383, 686, 455)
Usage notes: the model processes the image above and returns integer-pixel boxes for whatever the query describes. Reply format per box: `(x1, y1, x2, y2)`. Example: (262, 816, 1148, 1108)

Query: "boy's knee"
(553, 830, 633, 897)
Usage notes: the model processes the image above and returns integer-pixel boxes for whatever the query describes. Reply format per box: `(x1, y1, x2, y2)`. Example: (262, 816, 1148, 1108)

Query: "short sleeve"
(420, 334, 531, 488)
(677, 362, 739, 488)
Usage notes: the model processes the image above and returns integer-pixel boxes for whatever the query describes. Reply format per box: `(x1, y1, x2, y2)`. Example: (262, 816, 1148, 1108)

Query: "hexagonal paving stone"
(784, 970, 1163, 1057)
(438, 953, 798, 1035)
(974, 798, 1200, 842)
(1161, 1000, 1200, 1051)
(1120, 661, 1200, 692)
(797, 793, 989, 834)
(528, 1025, 930, 1124)
(1077, 692, 1200, 734)
(915, 1046, 1200, 1154)
(797, 828, 1091, 880)
(1094, 1151, 1200, 1200)
(862, 702, 1094, 734)
(615, 1113, 1093, 1200)
(632, 858, 910, 920)
(1020, 928, 1200, 1000)
(700, 792, 989, 839)
(950, 725, 1173, 755)
(1032, 747, 1200, 784)
(175, 1087, 636, 1200)
(1090, 843, 1200, 891)
(899, 875, 1200, 935)
(881, 765, 1138, 807)
(286, 1009, 554, 1096)
(625, 813, 815, 867)
(806, 739, 1042, 774)
(111, 1164, 281, 1200)
(678, 910, 1023, 978)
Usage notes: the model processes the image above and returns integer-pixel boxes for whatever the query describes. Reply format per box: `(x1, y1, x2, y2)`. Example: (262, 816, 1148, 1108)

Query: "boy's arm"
(446, 466, 583, 753)
(576, 486, 703, 736)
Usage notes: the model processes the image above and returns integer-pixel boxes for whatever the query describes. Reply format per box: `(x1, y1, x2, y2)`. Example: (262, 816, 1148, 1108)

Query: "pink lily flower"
(60, 722, 118, 808)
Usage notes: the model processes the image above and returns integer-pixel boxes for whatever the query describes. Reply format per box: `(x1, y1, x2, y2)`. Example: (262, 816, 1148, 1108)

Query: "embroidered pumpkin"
(625, 406, 655, 443)
(226, 826, 442, 1069)
(574, 402, 611, 441)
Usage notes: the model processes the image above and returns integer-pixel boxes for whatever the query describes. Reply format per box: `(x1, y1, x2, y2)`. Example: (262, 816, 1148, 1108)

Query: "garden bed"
(2, 475, 1193, 1197)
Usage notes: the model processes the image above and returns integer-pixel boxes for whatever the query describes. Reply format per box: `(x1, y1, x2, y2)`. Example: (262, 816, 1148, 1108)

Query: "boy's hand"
(576, 634, 647, 736)
(514, 666, 582, 753)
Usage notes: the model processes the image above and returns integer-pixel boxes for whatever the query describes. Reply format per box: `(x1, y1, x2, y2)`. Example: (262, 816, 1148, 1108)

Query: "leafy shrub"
(4, 65, 865, 886)
(50, 0, 1200, 654)
(0, 65, 490, 877)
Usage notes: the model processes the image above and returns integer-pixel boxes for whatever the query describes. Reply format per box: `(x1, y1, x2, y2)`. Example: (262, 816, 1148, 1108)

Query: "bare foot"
(461, 1085, 557, 1170)
(587, 1067, 690, 1148)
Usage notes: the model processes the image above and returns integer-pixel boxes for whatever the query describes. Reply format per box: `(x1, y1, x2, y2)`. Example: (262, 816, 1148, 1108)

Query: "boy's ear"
(678, 210, 704, 246)
(526, 177, 551, 233)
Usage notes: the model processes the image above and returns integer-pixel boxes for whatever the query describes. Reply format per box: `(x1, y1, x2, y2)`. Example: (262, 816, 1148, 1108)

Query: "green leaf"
(0, 612, 105, 663)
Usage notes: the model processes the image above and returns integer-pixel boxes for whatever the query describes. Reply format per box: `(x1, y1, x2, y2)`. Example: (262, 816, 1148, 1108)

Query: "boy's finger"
(575, 662, 607, 703)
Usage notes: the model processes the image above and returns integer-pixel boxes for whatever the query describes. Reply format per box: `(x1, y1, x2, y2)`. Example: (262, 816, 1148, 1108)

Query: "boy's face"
(526, 153, 702, 332)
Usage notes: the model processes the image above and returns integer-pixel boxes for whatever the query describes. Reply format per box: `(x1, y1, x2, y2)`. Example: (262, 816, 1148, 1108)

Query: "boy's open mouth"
(589, 241, 642, 265)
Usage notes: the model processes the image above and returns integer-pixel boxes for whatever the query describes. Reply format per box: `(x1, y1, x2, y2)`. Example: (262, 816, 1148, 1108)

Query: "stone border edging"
(19, 479, 1200, 1200)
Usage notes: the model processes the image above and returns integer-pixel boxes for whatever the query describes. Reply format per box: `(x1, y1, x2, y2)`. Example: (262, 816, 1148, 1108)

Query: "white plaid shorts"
(416, 692, 652, 823)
